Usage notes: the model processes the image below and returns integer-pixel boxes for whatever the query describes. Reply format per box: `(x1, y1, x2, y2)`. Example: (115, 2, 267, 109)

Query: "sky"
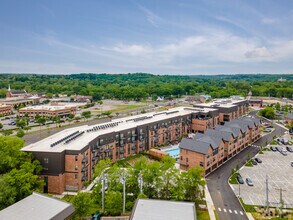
(1, 0, 293, 75)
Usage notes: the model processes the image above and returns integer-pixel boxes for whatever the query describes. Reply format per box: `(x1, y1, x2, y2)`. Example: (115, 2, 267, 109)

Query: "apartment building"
(193, 98, 249, 125)
(179, 117, 261, 175)
(0, 104, 13, 116)
(22, 107, 219, 194)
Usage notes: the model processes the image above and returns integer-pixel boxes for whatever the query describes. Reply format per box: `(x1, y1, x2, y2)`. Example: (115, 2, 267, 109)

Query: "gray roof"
(179, 138, 212, 154)
(286, 113, 293, 120)
(130, 199, 196, 220)
(0, 192, 75, 220)
(205, 129, 232, 142)
(180, 117, 260, 154)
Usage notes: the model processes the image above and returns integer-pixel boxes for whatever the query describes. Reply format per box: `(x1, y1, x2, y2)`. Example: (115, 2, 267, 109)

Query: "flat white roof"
(20, 105, 73, 111)
(194, 98, 246, 108)
(130, 199, 196, 220)
(0, 192, 74, 220)
(0, 104, 10, 107)
(22, 107, 215, 153)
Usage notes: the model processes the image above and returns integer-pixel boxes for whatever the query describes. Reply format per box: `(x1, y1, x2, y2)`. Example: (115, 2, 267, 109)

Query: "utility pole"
(265, 175, 269, 216)
(275, 187, 286, 218)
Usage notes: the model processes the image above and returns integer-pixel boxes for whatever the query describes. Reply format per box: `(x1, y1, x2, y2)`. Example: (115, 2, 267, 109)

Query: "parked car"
(281, 149, 288, 156)
(246, 178, 254, 186)
(255, 158, 262, 163)
(236, 175, 244, 184)
(277, 147, 283, 152)
(281, 138, 289, 145)
(291, 162, 293, 167)
(286, 146, 293, 152)
(251, 159, 258, 165)
(263, 128, 272, 132)
(267, 125, 274, 128)
(270, 146, 277, 151)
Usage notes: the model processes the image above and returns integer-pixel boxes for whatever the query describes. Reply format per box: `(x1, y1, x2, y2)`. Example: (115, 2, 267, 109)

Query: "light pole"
(120, 171, 126, 213)
(138, 173, 143, 194)
(102, 173, 107, 213)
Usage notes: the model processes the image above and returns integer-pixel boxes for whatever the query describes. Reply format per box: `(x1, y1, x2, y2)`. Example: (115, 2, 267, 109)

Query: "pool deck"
(160, 144, 180, 152)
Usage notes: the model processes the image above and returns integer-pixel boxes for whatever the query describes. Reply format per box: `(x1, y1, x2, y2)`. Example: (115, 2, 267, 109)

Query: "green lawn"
(245, 160, 253, 167)
(270, 140, 277, 145)
(196, 209, 210, 220)
(229, 172, 240, 184)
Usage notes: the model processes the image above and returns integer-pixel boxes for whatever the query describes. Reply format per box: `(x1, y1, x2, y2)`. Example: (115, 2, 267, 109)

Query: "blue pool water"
(165, 148, 180, 158)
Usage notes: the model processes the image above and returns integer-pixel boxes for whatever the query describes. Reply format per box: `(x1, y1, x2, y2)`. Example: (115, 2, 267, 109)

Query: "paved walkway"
(205, 185, 216, 220)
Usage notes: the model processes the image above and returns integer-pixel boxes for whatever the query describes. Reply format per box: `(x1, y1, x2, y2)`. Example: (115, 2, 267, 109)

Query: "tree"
(69, 114, 75, 120)
(72, 192, 92, 219)
(275, 102, 281, 111)
(0, 123, 3, 129)
(181, 167, 205, 204)
(16, 119, 26, 129)
(93, 158, 111, 178)
(5, 161, 43, 202)
(37, 117, 46, 126)
(16, 129, 25, 138)
(105, 191, 123, 216)
(0, 136, 26, 173)
(258, 107, 276, 119)
(82, 111, 91, 120)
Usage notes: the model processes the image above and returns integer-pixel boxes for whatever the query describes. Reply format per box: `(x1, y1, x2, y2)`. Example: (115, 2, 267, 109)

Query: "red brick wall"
(47, 174, 65, 194)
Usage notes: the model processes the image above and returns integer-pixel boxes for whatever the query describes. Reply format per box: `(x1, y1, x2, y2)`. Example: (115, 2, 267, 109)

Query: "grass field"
(196, 209, 210, 220)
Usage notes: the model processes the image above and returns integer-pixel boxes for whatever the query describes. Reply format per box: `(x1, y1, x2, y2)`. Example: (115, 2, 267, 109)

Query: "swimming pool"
(165, 148, 180, 158)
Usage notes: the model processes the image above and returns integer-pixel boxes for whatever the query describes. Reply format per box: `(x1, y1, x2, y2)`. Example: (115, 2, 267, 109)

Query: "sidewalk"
(205, 185, 216, 220)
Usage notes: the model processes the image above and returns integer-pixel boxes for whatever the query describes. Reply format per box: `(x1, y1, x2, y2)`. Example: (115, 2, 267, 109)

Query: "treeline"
(0, 136, 44, 210)
(0, 73, 292, 101)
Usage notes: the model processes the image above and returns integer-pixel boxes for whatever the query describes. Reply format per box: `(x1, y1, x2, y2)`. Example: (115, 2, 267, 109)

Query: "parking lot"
(231, 148, 293, 208)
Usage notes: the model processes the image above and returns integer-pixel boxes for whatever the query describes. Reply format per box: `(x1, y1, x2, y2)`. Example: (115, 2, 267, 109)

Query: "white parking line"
(229, 209, 232, 213)
(240, 211, 243, 215)
(234, 210, 238, 214)
(218, 208, 221, 212)
(223, 208, 227, 212)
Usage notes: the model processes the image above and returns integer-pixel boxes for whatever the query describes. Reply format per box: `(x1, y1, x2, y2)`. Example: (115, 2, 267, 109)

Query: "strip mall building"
(22, 98, 253, 194)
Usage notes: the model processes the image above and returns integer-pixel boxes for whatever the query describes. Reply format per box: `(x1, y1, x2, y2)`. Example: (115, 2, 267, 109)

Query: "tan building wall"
(0, 105, 13, 116)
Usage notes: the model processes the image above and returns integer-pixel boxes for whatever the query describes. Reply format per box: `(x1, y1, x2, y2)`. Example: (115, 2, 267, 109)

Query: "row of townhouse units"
(18, 105, 77, 118)
(179, 117, 261, 175)
(193, 98, 249, 125)
(0, 104, 13, 116)
(22, 107, 222, 194)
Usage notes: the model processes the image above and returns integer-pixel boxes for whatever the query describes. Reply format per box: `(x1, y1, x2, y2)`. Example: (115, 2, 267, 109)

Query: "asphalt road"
(206, 111, 287, 220)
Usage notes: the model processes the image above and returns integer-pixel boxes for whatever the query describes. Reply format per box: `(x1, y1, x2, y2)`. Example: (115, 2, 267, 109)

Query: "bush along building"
(179, 117, 261, 175)
(22, 102, 249, 194)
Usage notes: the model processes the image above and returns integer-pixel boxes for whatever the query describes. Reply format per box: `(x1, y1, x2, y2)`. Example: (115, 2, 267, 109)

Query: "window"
(75, 165, 78, 170)
(181, 156, 183, 160)
(75, 156, 78, 161)
(200, 162, 204, 167)
(186, 150, 188, 154)
(44, 158, 49, 164)
(75, 174, 78, 179)
(186, 158, 188, 162)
